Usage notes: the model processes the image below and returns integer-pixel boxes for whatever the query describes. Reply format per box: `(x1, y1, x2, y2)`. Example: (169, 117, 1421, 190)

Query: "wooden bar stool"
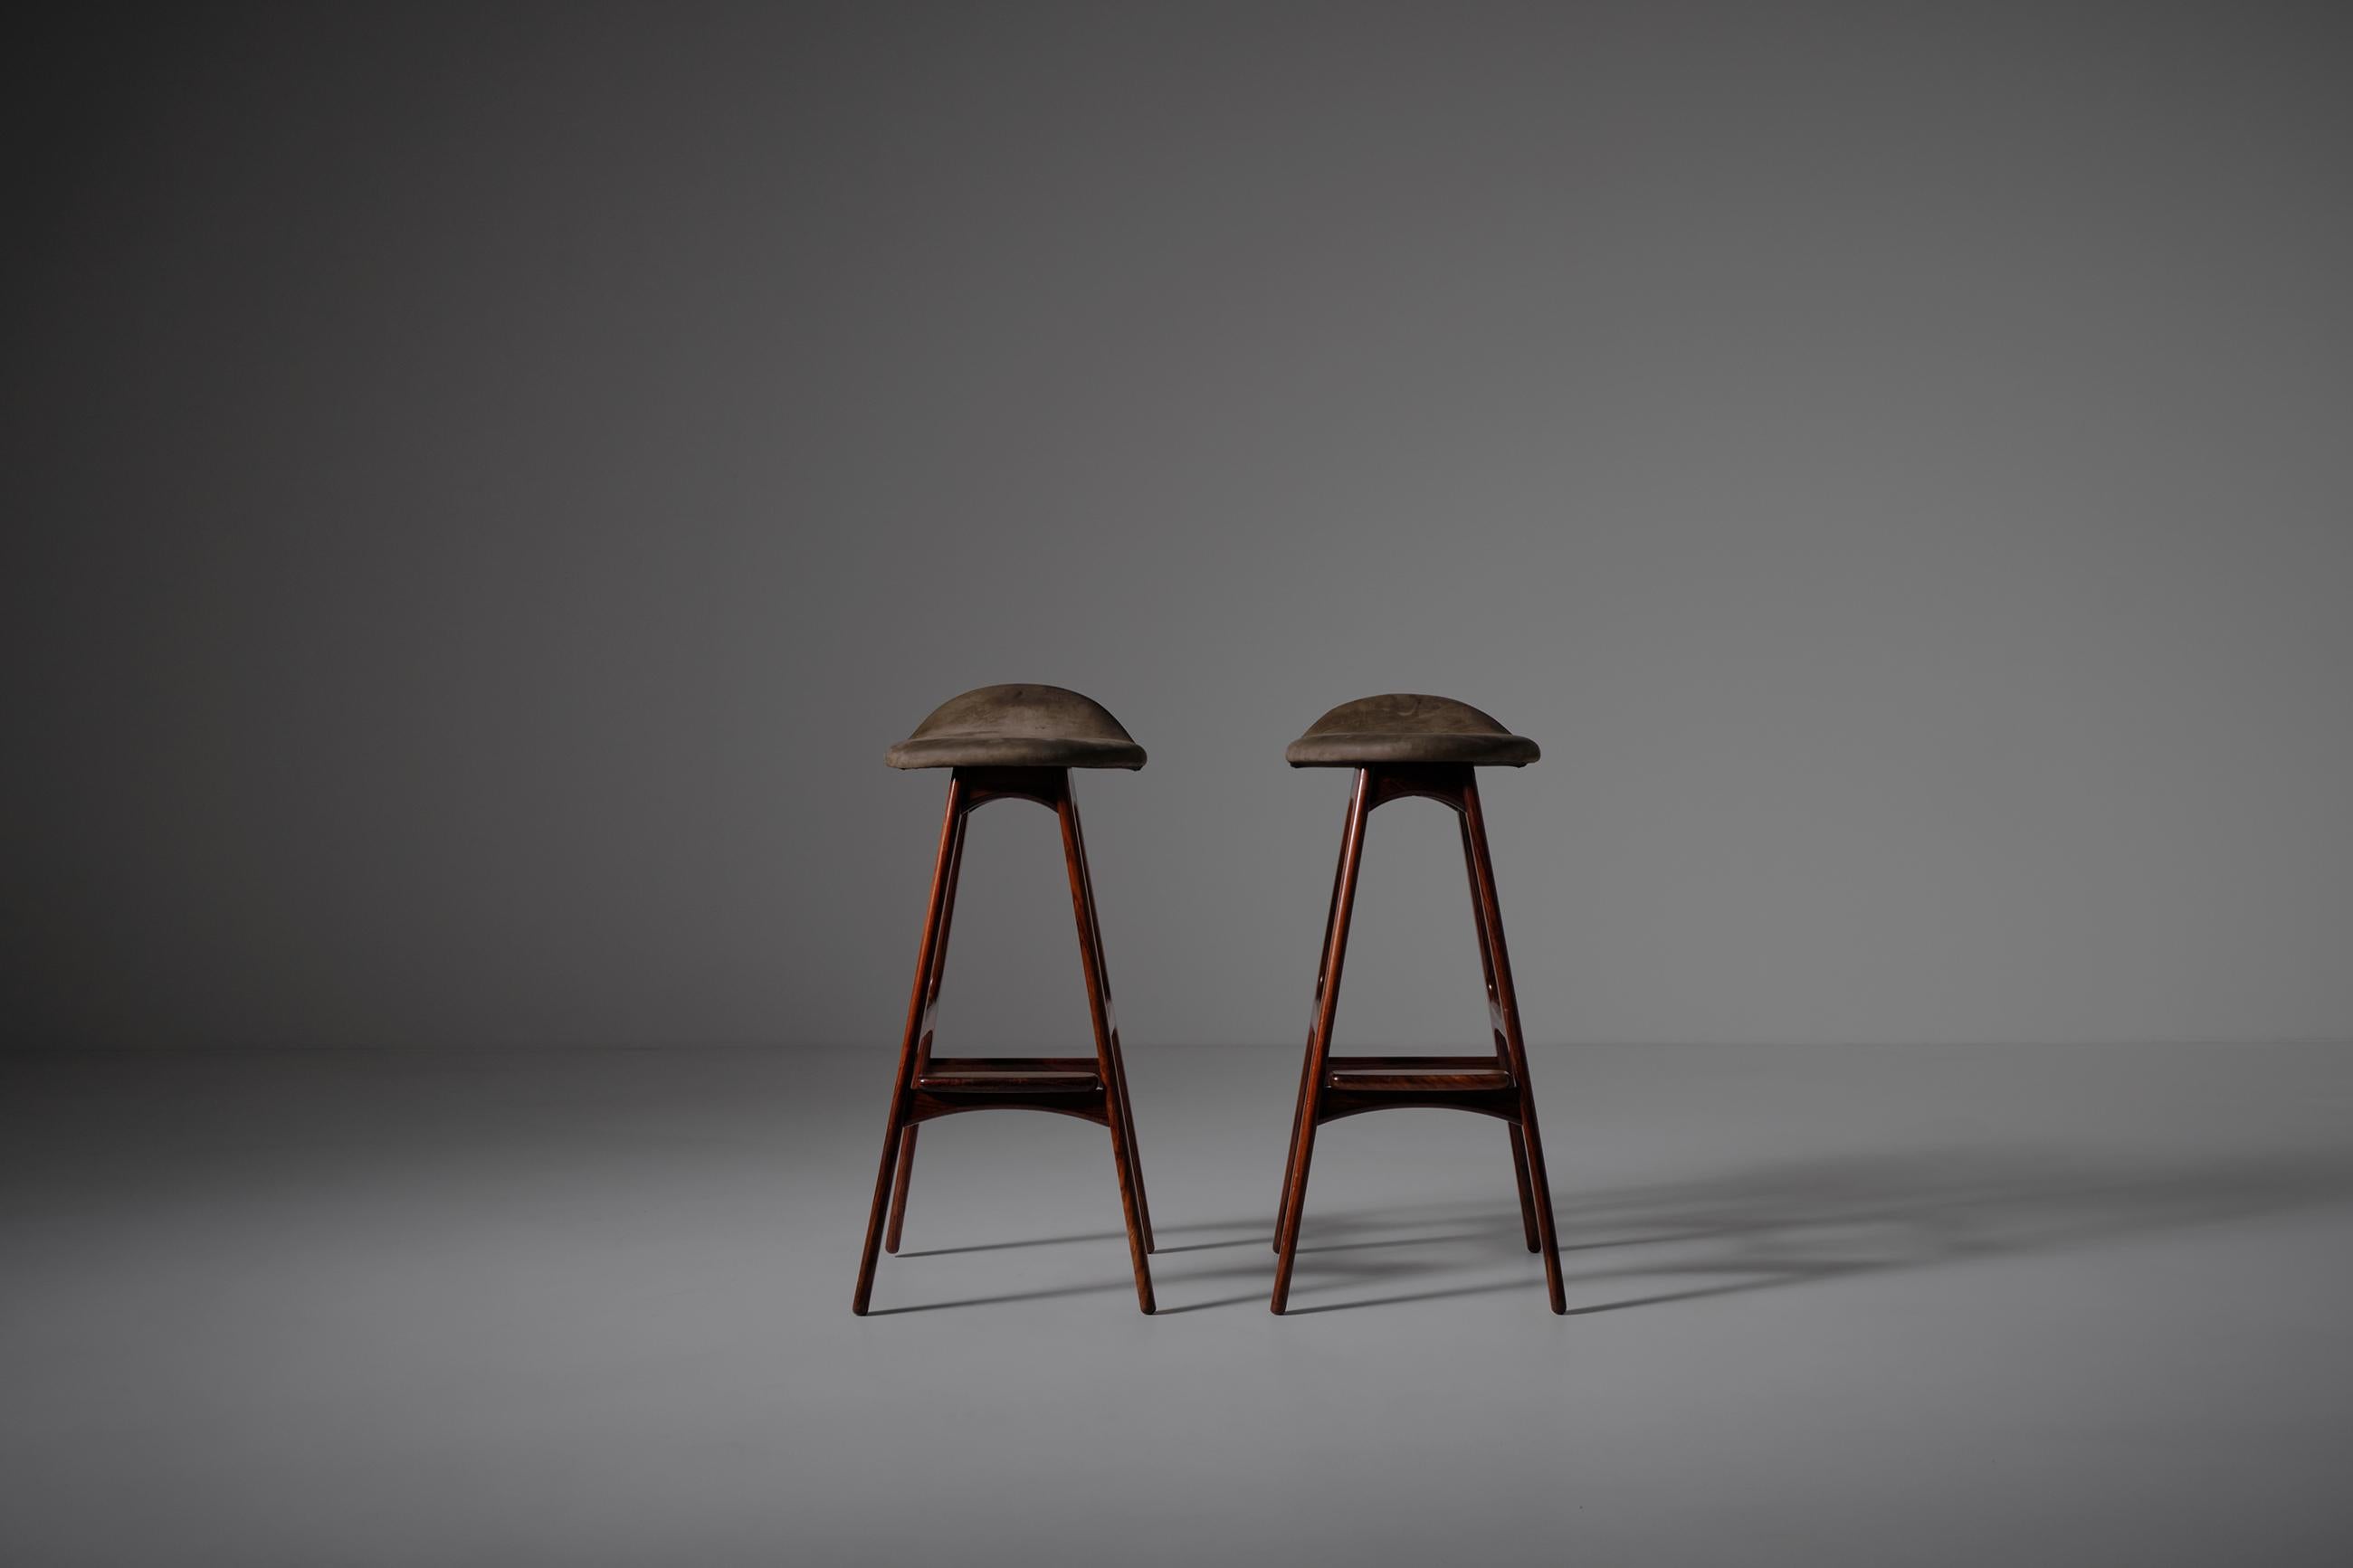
(853, 684, 1157, 1316)
(1271, 694, 1565, 1314)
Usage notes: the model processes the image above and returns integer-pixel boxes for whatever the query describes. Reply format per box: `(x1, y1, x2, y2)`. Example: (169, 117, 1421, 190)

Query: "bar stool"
(1271, 693, 1565, 1314)
(853, 684, 1157, 1316)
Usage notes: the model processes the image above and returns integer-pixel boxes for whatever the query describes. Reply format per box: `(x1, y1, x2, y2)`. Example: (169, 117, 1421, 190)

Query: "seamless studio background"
(10, 7, 2353, 1568)
(9, 2, 2353, 1057)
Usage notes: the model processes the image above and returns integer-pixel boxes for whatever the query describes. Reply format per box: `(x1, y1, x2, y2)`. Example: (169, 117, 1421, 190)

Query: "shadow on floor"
(872, 1143, 2353, 1316)
(1535, 1142, 2353, 1316)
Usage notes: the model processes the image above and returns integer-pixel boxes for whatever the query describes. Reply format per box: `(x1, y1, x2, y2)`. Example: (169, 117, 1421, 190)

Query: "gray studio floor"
(5, 1042, 2352, 1565)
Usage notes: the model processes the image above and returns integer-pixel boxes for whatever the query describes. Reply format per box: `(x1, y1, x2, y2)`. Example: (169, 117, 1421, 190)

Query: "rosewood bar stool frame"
(1272, 697, 1565, 1314)
(853, 687, 1156, 1316)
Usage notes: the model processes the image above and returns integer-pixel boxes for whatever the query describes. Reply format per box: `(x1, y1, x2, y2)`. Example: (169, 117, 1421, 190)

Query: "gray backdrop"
(10, 1, 2351, 1051)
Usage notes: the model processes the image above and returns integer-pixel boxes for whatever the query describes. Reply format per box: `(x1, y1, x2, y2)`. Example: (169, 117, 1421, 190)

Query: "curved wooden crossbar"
(905, 1093, 1115, 1127)
(1314, 1089, 1524, 1124)
(905, 1056, 1116, 1126)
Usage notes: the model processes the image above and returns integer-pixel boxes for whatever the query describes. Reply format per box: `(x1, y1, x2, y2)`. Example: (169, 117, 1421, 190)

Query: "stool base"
(1272, 765, 1564, 1314)
(853, 767, 1155, 1316)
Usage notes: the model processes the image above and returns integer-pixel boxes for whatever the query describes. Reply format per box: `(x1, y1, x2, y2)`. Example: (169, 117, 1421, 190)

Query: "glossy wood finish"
(1323, 1055, 1515, 1090)
(853, 766, 1156, 1316)
(1058, 773, 1155, 1255)
(883, 796, 967, 1255)
(915, 1058, 1106, 1089)
(1270, 769, 1370, 1308)
(1462, 812, 1542, 1253)
(1270, 764, 1565, 1314)
(1462, 770, 1565, 1308)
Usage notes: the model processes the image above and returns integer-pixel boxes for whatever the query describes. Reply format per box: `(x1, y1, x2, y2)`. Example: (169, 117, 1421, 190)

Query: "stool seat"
(886, 683, 1147, 770)
(1284, 693, 1539, 767)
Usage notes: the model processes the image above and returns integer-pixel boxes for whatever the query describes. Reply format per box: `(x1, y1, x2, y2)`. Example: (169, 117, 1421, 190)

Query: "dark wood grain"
(1461, 813, 1539, 1252)
(1324, 1054, 1513, 1089)
(1271, 768, 1370, 1312)
(885, 805, 967, 1254)
(853, 774, 967, 1315)
(905, 1088, 1112, 1127)
(1462, 770, 1566, 1311)
(1057, 777, 1156, 1309)
(1269, 763, 1565, 1314)
(917, 1057, 1105, 1088)
(1063, 779, 1154, 1255)
(1272, 788, 1354, 1250)
(853, 765, 1156, 1316)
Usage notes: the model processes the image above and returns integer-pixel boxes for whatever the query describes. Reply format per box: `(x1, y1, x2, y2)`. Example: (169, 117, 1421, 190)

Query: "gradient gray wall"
(9, 2, 2351, 1050)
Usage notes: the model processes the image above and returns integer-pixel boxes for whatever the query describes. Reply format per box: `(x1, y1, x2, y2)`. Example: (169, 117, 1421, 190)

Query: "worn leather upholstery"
(1285, 693, 1539, 767)
(885, 684, 1147, 770)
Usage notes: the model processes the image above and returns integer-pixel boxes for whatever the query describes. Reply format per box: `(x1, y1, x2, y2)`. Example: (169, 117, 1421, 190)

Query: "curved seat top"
(1285, 693, 1539, 768)
(886, 684, 1146, 770)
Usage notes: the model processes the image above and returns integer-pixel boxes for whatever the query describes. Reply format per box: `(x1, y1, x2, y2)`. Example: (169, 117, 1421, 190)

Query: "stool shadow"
(872, 1212, 1488, 1313)
(879, 1145, 2353, 1316)
(1290, 1144, 2353, 1316)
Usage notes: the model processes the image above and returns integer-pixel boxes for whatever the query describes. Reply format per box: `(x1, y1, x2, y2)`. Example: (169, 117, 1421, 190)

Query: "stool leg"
(1503, 1128, 1539, 1252)
(1462, 814, 1540, 1253)
(1103, 1031, 1154, 1253)
(885, 811, 967, 1255)
(854, 776, 967, 1315)
(883, 1131, 919, 1256)
(1463, 775, 1565, 1314)
(1272, 768, 1372, 1314)
(1067, 805, 1153, 1252)
(1058, 777, 1156, 1313)
(1274, 792, 1353, 1250)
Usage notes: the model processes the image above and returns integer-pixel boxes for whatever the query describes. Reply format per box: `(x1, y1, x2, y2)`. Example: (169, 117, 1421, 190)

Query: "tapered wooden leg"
(1058, 780, 1155, 1313)
(1463, 776, 1565, 1313)
(1272, 1042, 1319, 1252)
(1275, 793, 1353, 1249)
(855, 776, 967, 1315)
(1062, 783, 1154, 1254)
(884, 813, 967, 1255)
(1462, 814, 1540, 1252)
(1067, 813, 1153, 1252)
(1503, 1127, 1539, 1251)
(882, 1128, 919, 1254)
(853, 1124, 908, 1316)
(1510, 1110, 1563, 1313)
(1102, 1034, 1154, 1252)
(1272, 769, 1372, 1314)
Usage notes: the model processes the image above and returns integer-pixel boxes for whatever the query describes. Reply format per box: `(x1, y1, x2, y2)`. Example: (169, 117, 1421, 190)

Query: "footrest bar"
(917, 1057, 1104, 1090)
(1324, 1055, 1512, 1090)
